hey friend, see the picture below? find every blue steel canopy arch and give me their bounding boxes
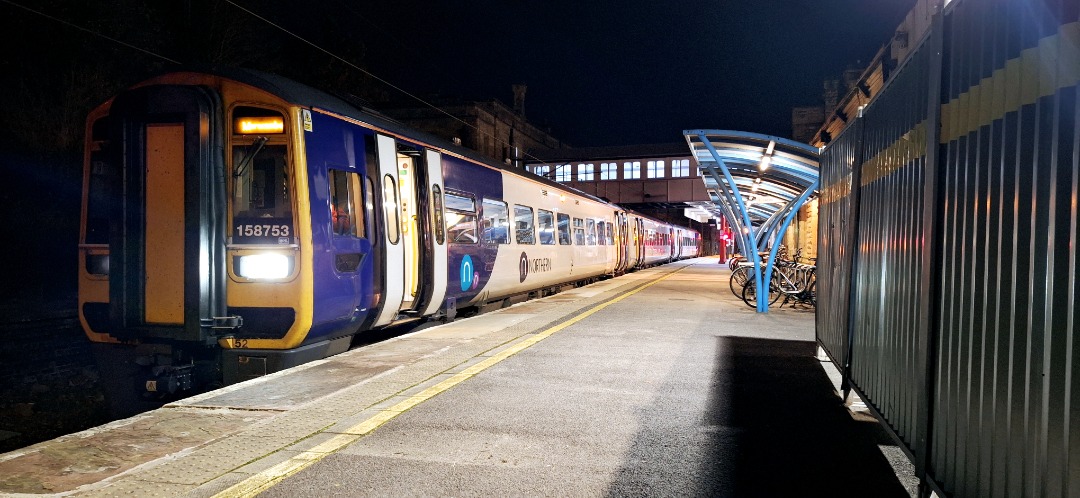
[683,130,820,312]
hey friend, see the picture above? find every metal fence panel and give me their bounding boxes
[817,0,1079,495]
[849,30,933,455]
[816,119,862,370]
[930,0,1079,496]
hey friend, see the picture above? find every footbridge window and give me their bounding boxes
[672,159,691,177]
[600,162,617,180]
[647,160,665,178]
[577,163,595,181]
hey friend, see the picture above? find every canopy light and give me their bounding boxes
[759,141,776,171]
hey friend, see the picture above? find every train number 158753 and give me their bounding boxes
[235,224,290,237]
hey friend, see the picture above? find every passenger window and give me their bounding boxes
[573,218,586,246]
[538,209,555,245]
[382,175,400,244]
[481,199,510,244]
[606,222,614,245]
[445,192,478,244]
[514,205,535,244]
[328,169,365,238]
[557,213,572,245]
[587,219,597,246]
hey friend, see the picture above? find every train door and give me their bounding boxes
[372,135,404,326]
[371,136,444,326]
[104,85,229,342]
[614,211,628,273]
[420,149,448,317]
[396,148,420,311]
[669,227,678,260]
[630,217,639,263]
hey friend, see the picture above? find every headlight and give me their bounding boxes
[236,253,291,279]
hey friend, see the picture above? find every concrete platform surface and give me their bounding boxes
[0,258,914,497]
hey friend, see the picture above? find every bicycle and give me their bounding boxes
[727,251,774,299]
[772,260,816,308]
[734,250,816,309]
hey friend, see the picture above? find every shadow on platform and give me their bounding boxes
[606,336,909,497]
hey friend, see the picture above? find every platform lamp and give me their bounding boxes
[759,140,775,170]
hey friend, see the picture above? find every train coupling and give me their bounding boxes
[143,364,194,395]
[204,315,243,330]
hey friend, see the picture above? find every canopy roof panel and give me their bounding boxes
[684,130,820,224]
[684,130,821,312]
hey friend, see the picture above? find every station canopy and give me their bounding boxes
[683,130,820,311]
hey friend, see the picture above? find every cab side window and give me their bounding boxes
[328,169,365,238]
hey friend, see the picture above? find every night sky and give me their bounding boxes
[349,0,919,146]
[1,0,917,150]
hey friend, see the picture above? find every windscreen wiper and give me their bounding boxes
[233,136,269,177]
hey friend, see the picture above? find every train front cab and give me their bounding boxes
[77,78,318,410]
[224,103,453,381]
[223,109,451,381]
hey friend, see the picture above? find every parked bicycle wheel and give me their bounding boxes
[729,265,750,298]
[740,278,781,308]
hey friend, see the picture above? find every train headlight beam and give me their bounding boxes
[237,253,291,279]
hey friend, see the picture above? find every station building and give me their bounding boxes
[523,144,819,262]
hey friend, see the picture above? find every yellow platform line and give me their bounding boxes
[212,266,687,498]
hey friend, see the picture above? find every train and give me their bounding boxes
[77,67,700,411]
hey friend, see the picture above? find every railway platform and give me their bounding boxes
[0,258,916,497]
